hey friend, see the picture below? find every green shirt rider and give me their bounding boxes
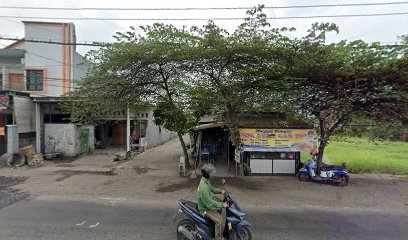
[197,164,229,240]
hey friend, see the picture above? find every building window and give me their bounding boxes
[26,70,44,91]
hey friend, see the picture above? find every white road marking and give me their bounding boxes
[101,197,125,201]
[76,220,86,226]
[89,222,100,228]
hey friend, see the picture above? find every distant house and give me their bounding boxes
[0,21,174,157]
[94,109,174,150]
[0,21,90,156]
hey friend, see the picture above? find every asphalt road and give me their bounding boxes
[0,196,407,240]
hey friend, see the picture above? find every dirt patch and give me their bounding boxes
[89,152,111,156]
[54,169,117,182]
[49,156,81,164]
[352,177,400,186]
[156,177,263,193]
[55,163,76,168]
[103,180,116,186]
[133,166,159,174]
[102,164,114,168]
[156,181,194,193]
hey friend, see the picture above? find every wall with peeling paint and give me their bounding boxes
[44,123,81,157]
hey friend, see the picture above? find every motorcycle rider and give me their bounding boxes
[307,149,319,176]
[310,149,319,162]
[198,164,228,240]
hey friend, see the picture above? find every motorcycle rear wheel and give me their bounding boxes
[234,225,253,240]
[176,219,196,240]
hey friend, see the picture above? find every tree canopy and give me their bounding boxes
[63,6,407,170]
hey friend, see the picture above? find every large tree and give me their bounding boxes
[286,23,408,170]
[190,6,293,142]
[64,24,198,167]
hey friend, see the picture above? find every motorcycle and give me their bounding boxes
[297,160,349,186]
[175,179,252,240]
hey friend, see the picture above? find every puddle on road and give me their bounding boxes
[0,176,29,209]
[0,176,27,190]
[133,166,159,174]
[156,177,263,193]
[54,169,117,182]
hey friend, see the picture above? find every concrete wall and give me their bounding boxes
[44,123,95,157]
[44,123,81,157]
[22,24,67,96]
[73,52,90,85]
[143,110,175,148]
[14,95,35,133]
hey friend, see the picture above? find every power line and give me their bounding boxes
[0,36,104,46]
[0,40,89,71]
[1,2,407,11]
[0,12,407,21]
[0,36,404,48]
[0,18,98,44]
[25,51,88,71]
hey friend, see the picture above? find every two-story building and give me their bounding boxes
[0,21,174,157]
[0,21,88,156]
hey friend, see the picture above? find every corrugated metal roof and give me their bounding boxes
[0,49,25,58]
[195,122,226,130]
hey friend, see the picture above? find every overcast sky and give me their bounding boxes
[0,0,407,55]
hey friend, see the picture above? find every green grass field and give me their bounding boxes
[302,137,408,175]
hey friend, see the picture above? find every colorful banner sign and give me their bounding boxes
[239,128,318,152]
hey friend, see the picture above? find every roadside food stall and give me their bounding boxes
[238,128,318,174]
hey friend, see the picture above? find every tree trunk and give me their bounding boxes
[317,118,326,174]
[317,142,326,172]
[159,69,191,169]
[225,104,239,145]
[177,130,190,168]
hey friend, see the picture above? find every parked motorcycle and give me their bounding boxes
[175,179,252,240]
[298,160,349,186]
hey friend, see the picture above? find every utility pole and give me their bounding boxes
[126,106,130,153]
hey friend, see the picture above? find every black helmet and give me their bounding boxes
[201,164,216,179]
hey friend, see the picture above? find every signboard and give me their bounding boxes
[0,127,4,136]
[239,129,318,152]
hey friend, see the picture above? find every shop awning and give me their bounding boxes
[195,122,226,130]
[242,146,299,152]
[242,145,296,152]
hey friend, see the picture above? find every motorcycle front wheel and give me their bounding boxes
[234,225,253,240]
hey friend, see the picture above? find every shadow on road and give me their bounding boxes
[156,176,264,193]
